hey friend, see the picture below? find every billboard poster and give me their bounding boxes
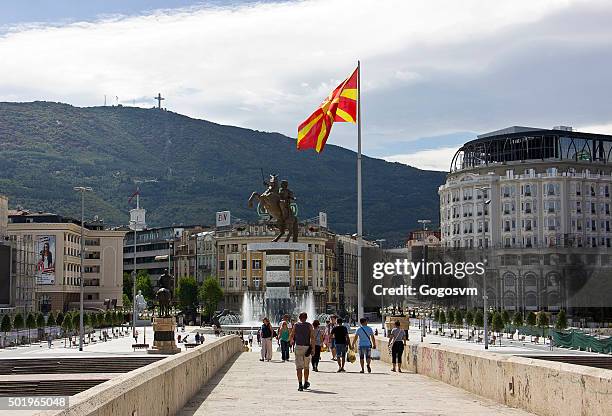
[216,211,231,227]
[36,235,56,285]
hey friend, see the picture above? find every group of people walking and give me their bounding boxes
[255,313,408,391]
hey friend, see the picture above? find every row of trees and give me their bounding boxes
[0,310,127,345]
[433,308,568,336]
[122,271,224,322]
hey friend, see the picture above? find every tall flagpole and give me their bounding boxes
[357,60,364,321]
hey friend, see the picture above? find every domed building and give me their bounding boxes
[438,126,612,319]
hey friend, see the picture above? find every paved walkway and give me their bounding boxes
[178,350,535,416]
[0,326,209,357]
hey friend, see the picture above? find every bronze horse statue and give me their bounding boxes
[155,269,173,317]
[156,288,172,317]
[248,174,298,242]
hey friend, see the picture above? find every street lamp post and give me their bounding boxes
[74,186,93,352]
[375,238,386,331]
[417,219,431,342]
[476,186,491,350]
[132,228,137,339]
[129,189,146,341]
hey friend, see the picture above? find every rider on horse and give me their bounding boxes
[249,174,299,242]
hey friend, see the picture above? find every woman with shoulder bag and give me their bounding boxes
[388,320,406,372]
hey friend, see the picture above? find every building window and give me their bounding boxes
[252,259,261,269]
[295,259,304,270]
[219,261,225,271]
[523,184,532,197]
[242,259,247,270]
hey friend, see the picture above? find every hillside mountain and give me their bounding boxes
[0,101,446,244]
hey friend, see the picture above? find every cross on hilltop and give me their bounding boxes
[154,93,165,109]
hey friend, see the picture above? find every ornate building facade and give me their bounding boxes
[438,126,612,318]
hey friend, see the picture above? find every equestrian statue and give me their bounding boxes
[156,269,174,317]
[248,174,299,242]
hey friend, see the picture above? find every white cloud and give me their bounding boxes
[384,147,459,171]
[576,122,612,135]
[1,0,611,159]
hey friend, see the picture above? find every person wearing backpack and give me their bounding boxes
[351,317,376,373]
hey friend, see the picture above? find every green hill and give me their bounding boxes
[0,101,446,244]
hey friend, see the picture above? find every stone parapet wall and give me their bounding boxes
[36,335,243,416]
[376,337,611,416]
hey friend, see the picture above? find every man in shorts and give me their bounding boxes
[331,318,349,372]
[290,312,315,391]
[351,317,376,373]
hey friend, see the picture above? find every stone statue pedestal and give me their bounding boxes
[147,317,181,354]
[246,242,308,320]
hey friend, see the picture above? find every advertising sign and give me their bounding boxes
[36,235,56,285]
[216,211,231,227]
[319,212,328,228]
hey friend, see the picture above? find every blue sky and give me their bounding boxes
[0,1,269,27]
[1,0,612,170]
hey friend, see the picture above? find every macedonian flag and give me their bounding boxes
[297,67,358,152]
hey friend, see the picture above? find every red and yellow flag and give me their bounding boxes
[297,67,358,152]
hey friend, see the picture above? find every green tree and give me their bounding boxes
[83,313,91,328]
[439,310,447,330]
[492,311,504,334]
[105,311,113,331]
[526,311,537,341]
[526,311,537,327]
[447,309,455,329]
[113,311,122,326]
[555,310,568,331]
[46,312,56,327]
[501,310,511,333]
[433,309,440,323]
[135,271,154,301]
[465,309,474,327]
[56,311,64,327]
[1,314,12,340]
[122,293,132,310]
[123,272,134,302]
[96,312,105,338]
[177,276,199,317]
[36,313,45,339]
[25,313,36,344]
[13,313,24,334]
[98,311,106,327]
[474,310,484,329]
[512,311,523,328]
[71,312,80,331]
[90,313,98,328]
[454,309,463,326]
[61,314,73,347]
[536,311,549,337]
[199,276,224,322]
